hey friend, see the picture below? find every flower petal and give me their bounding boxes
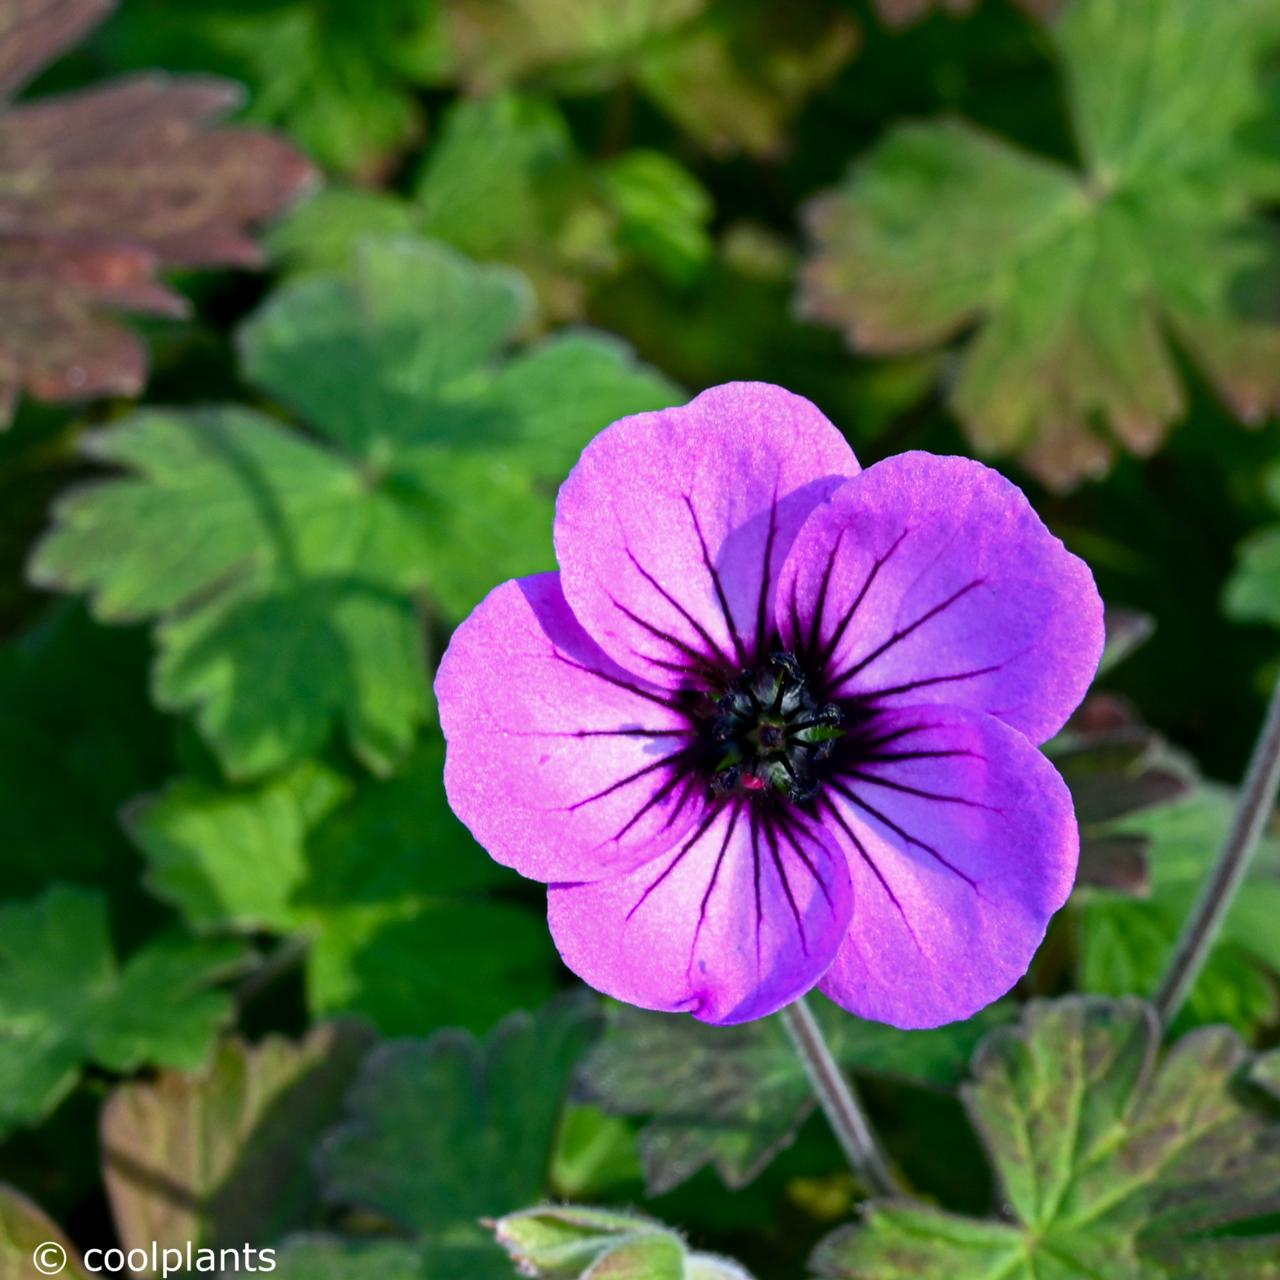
[817,704,1078,1029]
[547,804,853,1024]
[436,573,700,883]
[777,452,1103,743]
[555,382,858,686]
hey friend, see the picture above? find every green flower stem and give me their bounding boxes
[779,996,906,1197]
[1155,666,1280,1025]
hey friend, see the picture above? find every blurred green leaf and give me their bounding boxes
[415,92,614,320]
[632,0,858,157]
[310,996,600,1279]
[1076,787,1280,1034]
[32,237,677,776]
[0,604,170,913]
[802,0,1280,489]
[429,0,702,87]
[549,1105,644,1201]
[266,188,422,277]
[580,997,1013,1195]
[270,1237,425,1280]
[99,0,441,178]
[1226,462,1280,627]
[273,94,713,319]
[0,1186,90,1280]
[871,0,1058,26]
[433,0,855,156]
[101,1023,373,1258]
[600,150,713,285]
[1253,1049,1280,1100]
[492,1205,754,1279]
[813,997,1280,1279]
[131,737,558,1035]
[0,885,246,1136]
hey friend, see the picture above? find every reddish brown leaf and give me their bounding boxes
[0,0,315,419]
[0,239,185,407]
[0,0,110,97]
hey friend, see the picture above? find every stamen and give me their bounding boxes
[704,650,844,803]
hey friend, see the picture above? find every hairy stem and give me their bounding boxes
[779,996,906,1197]
[1155,667,1280,1025]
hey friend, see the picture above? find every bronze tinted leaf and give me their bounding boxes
[801,0,1280,488]
[101,1024,374,1257]
[0,0,110,97]
[813,998,1280,1279]
[0,0,314,418]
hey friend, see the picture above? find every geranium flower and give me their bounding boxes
[437,383,1103,1028]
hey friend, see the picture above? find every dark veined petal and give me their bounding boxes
[555,382,857,686]
[777,452,1104,743]
[547,804,853,1025]
[818,705,1078,1029]
[436,573,701,883]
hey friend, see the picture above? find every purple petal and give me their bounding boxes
[436,573,700,883]
[547,805,853,1025]
[777,453,1103,743]
[555,382,857,686]
[818,705,1077,1029]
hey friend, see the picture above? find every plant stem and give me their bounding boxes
[779,996,906,1197]
[1155,667,1280,1025]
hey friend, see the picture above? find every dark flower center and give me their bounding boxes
[706,651,844,804]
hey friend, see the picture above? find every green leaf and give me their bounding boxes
[0,1185,91,1280]
[317,997,601,1278]
[100,0,441,178]
[580,997,1013,1194]
[0,604,171,912]
[32,237,677,775]
[633,0,858,157]
[412,94,712,317]
[275,98,712,316]
[1253,1049,1280,1101]
[132,760,353,933]
[238,238,679,620]
[549,1106,644,1201]
[1226,463,1280,627]
[101,1023,373,1256]
[270,1237,426,1280]
[432,0,707,90]
[32,405,432,778]
[812,997,1280,1280]
[871,0,1058,25]
[433,0,855,157]
[0,886,246,1135]
[492,1205,755,1280]
[600,151,714,285]
[414,93,611,320]
[1076,787,1280,1034]
[266,188,422,277]
[131,736,559,1035]
[801,0,1280,489]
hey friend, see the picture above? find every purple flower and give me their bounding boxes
[436,383,1103,1028]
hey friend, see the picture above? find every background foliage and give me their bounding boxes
[3,1,1280,1277]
